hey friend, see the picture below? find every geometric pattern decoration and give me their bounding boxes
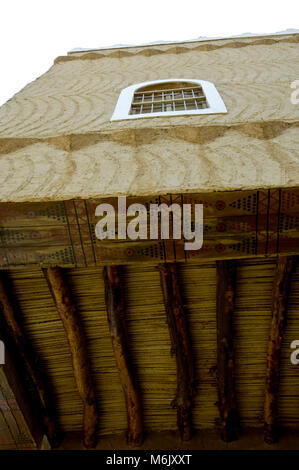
[0,188,298,268]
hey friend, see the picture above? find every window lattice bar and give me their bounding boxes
[130,85,209,115]
[133,85,205,95]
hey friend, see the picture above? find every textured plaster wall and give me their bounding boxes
[0,34,298,202]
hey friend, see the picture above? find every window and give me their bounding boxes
[130,82,208,115]
[111,79,227,121]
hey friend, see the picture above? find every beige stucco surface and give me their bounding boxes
[0,34,298,201]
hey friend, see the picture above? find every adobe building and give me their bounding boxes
[0,31,298,450]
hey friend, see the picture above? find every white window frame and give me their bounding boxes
[111,78,227,121]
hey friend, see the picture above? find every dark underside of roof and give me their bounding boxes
[0,257,299,449]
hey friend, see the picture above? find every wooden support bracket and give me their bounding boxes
[0,271,59,447]
[264,255,297,444]
[43,267,98,448]
[103,265,143,447]
[216,260,239,442]
[158,263,195,441]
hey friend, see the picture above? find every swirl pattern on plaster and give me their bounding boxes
[0,128,298,202]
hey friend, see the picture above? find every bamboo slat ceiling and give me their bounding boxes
[4,258,299,441]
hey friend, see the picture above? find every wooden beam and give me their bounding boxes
[43,267,98,449]
[103,265,143,447]
[0,366,38,449]
[0,330,46,450]
[158,263,195,441]
[264,255,297,444]
[216,260,239,442]
[0,271,59,447]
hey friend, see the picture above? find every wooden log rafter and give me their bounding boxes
[0,271,59,447]
[158,263,195,441]
[43,267,98,449]
[264,255,297,444]
[216,260,239,442]
[0,363,38,449]
[103,265,143,446]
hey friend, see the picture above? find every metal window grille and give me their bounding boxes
[129,84,208,115]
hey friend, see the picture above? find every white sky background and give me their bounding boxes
[0,0,298,106]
